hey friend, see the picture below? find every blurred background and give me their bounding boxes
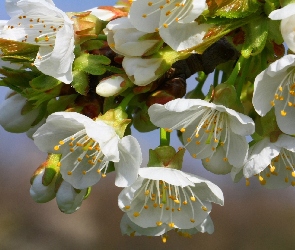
[1,1,295,249]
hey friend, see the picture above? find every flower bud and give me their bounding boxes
[56,180,89,214]
[30,154,61,203]
[0,91,40,133]
[96,75,131,97]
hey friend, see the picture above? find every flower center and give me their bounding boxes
[54,129,108,177]
[125,179,208,227]
[247,149,295,186]
[6,14,64,46]
[142,0,192,32]
[271,68,295,117]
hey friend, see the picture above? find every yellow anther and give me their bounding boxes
[279,86,283,91]
[156,221,163,226]
[77,158,82,162]
[180,128,186,133]
[144,205,148,209]
[190,219,195,223]
[177,208,181,211]
[69,142,73,146]
[214,138,219,143]
[192,154,197,158]
[67,171,72,176]
[288,102,293,106]
[166,11,171,16]
[245,178,250,186]
[202,206,208,211]
[54,145,59,151]
[292,181,295,186]
[148,1,153,6]
[130,231,135,237]
[190,196,196,202]
[275,94,279,99]
[174,199,180,204]
[205,158,210,162]
[145,190,150,195]
[187,138,192,143]
[163,23,168,28]
[270,166,275,172]
[196,141,201,145]
[57,162,61,167]
[165,128,172,132]
[162,236,167,243]
[270,100,275,106]
[159,204,163,208]
[159,5,164,9]
[292,171,295,177]
[212,147,216,151]
[266,173,270,177]
[168,222,175,228]
[281,110,287,116]
[183,201,188,205]
[142,14,147,18]
[259,176,264,182]
[70,148,74,152]
[124,205,130,210]
[82,170,86,175]
[153,203,158,208]
[102,174,106,178]
[59,140,65,145]
[97,169,101,173]
[155,28,159,32]
[285,177,289,183]
[195,133,200,138]
[166,207,170,210]
[279,96,284,101]
[175,17,179,21]
[223,157,228,162]
[133,212,140,217]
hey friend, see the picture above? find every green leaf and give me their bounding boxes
[47,94,78,114]
[72,70,89,95]
[0,38,39,62]
[80,39,104,51]
[207,0,261,18]
[73,53,111,75]
[241,17,268,58]
[30,74,61,91]
[104,65,125,74]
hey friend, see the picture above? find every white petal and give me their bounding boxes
[159,22,210,51]
[88,8,116,21]
[269,3,295,20]
[139,167,195,187]
[114,135,142,187]
[281,15,295,53]
[243,137,280,178]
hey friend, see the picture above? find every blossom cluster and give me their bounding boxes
[0,0,295,243]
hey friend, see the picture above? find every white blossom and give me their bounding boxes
[1,0,75,83]
[33,112,142,189]
[119,167,223,231]
[149,99,254,174]
[253,54,295,135]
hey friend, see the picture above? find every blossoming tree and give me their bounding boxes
[0,0,294,243]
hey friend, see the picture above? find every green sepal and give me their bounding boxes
[0,38,39,62]
[264,0,280,15]
[213,84,244,112]
[47,94,78,114]
[72,70,89,95]
[97,107,131,138]
[255,108,281,140]
[104,65,125,74]
[42,154,61,186]
[147,146,185,170]
[133,104,157,133]
[73,53,111,75]
[207,0,261,18]
[83,187,92,200]
[241,17,268,58]
[80,39,104,51]
[31,101,47,127]
[30,74,61,91]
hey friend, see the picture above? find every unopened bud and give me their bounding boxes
[56,180,89,214]
[96,75,131,97]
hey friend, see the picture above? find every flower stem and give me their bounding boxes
[236,58,250,98]
[160,128,170,146]
[225,56,245,86]
[213,69,220,88]
[118,92,135,110]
